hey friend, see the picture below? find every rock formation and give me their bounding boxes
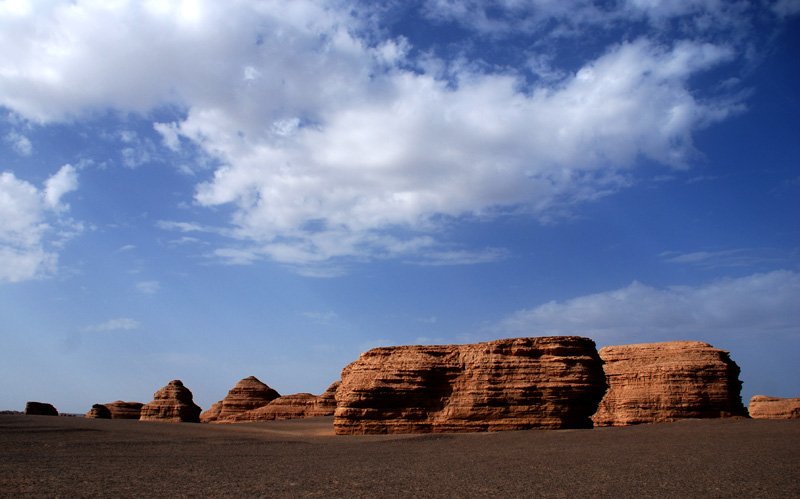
[748,396,800,419]
[85,404,111,419]
[199,401,223,423]
[230,382,340,422]
[199,376,280,423]
[334,336,607,434]
[24,402,58,416]
[591,341,748,426]
[104,401,144,420]
[139,380,202,423]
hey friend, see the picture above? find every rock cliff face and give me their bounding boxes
[105,401,143,420]
[334,336,607,434]
[591,341,748,426]
[748,396,800,419]
[25,402,58,416]
[231,382,340,422]
[85,404,111,419]
[200,376,280,423]
[139,380,202,423]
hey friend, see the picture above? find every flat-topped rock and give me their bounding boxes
[139,380,201,423]
[24,402,58,416]
[592,341,748,426]
[748,396,800,419]
[200,376,280,423]
[334,336,607,434]
[105,401,143,420]
[85,404,111,419]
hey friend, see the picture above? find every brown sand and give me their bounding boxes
[1,415,797,498]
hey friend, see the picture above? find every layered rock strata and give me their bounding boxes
[200,376,280,423]
[334,336,607,434]
[105,401,143,420]
[24,402,58,416]
[592,341,748,426]
[748,396,800,419]
[231,382,341,422]
[139,380,201,423]
[85,404,111,419]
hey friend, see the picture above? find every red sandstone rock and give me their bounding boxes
[748,396,800,419]
[334,336,607,434]
[591,341,748,426]
[139,380,202,423]
[104,401,143,420]
[85,404,111,419]
[24,402,58,416]
[199,401,223,423]
[200,376,280,423]
[224,382,340,423]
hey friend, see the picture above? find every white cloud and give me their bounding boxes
[44,164,78,210]
[498,270,800,343]
[135,280,161,294]
[81,317,141,332]
[0,1,763,272]
[4,130,32,156]
[0,166,80,283]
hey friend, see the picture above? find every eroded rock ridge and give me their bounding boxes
[334,336,607,434]
[748,396,800,419]
[592,341,747,426]
[139,380,201,423]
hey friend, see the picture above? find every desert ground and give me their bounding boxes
[1,415,797,498]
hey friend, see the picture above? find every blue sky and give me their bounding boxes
[1,0,798,414]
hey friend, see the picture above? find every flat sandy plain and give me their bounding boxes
[1,415,798,498]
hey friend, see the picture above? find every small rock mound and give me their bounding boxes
[749,396,800,419]
[140,380,202,423]
[85,404,111,419]
[230,383,339,422]
[25,402,58,416]
[105,401,144,419]
[200,376,280,423]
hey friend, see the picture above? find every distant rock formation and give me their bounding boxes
[334,337,607,434]
[139,380,202,423]
[85,404,111,419]
[24,402,58,416]
[230,382,341,422]
[105,401,144,420]
[748,396,800,419]
[592,341,748,426]
[200,376,280,423]
[199,401,223,423]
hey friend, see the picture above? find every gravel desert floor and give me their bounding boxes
[1,414,798,498]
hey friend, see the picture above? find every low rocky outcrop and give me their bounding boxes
[231,382,341,422]
[85,404,111,419]
[334,336,607,434]
[139,380,202,423]
[200,376,280,423]
[105,401,144,420]
[592,341,748,426]
[24,402,58,416]
[748,396,800,419]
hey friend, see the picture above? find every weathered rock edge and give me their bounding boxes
[334,336,607,434]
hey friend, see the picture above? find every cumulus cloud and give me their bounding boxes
[0,165,80,282]
[81,317,141,332]
[498,270,800,343]
[0,0,780,273]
